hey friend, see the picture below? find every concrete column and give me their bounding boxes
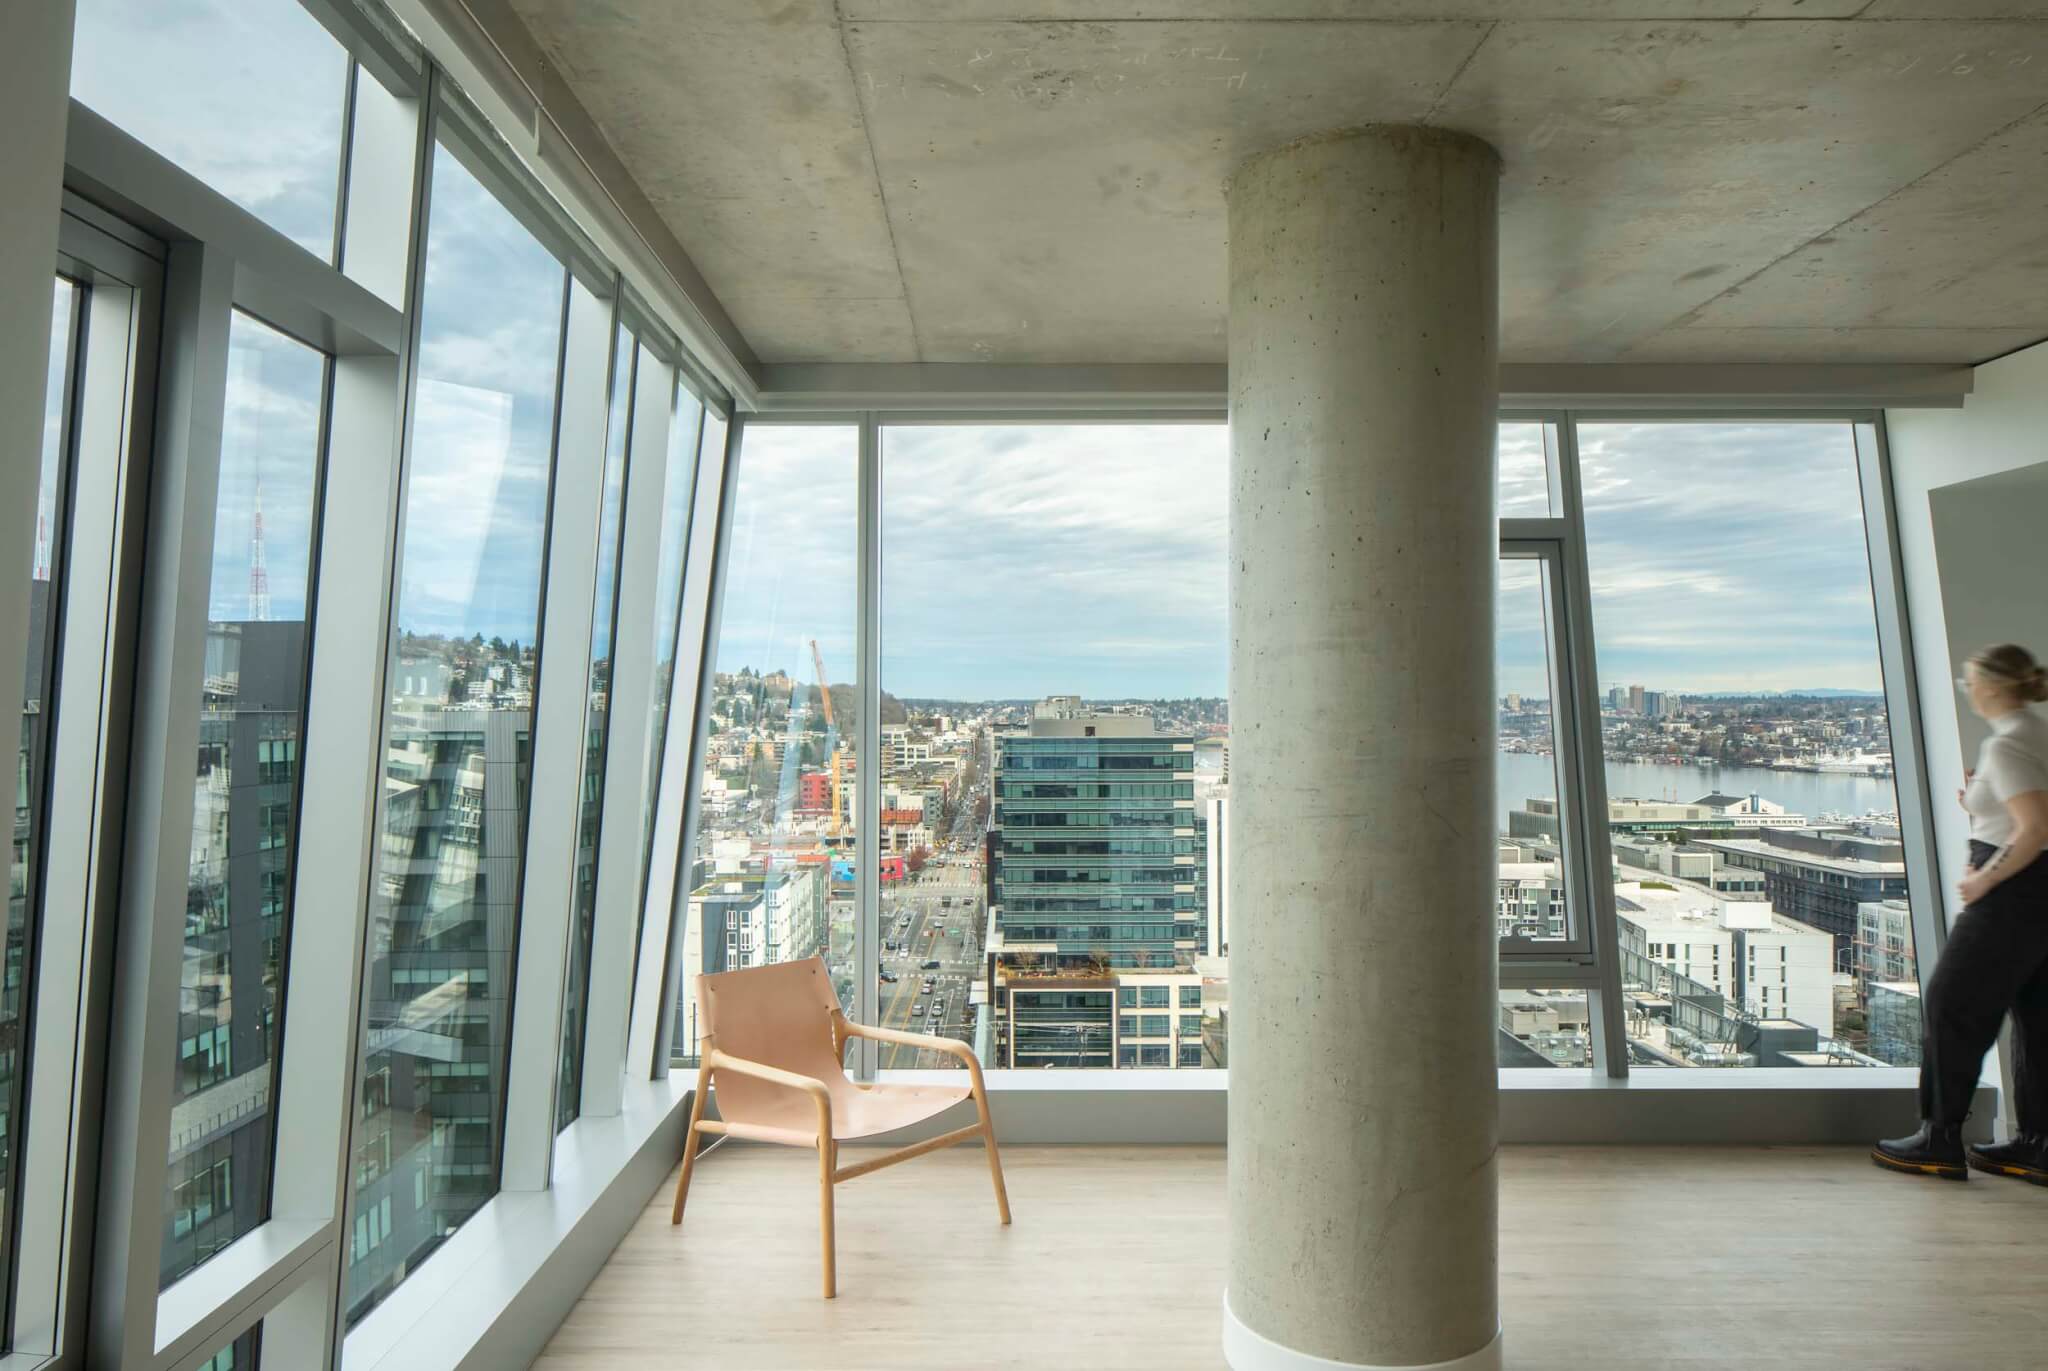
[1224,127,1503,1371]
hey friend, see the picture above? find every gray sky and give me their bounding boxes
[73,0,346,260]
[717,420,1885,702]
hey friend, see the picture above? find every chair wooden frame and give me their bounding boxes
[669,1004,1011,1299]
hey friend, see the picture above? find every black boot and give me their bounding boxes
[1872,1121,1968,1180]
[1966,1133,2048,1185]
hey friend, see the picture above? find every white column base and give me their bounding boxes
[1223,1292,1503,1371]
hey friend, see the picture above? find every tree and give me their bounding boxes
[905,845,930,875]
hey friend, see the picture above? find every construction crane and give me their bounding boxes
[810,639,846,840]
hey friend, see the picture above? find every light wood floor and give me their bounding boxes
[532,1143,2048,1370]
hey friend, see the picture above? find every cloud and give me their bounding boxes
[715,419,1888,703]
[72,0,348,258]
[207,314,326,622]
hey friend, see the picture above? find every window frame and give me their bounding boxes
[691,409,1939,1096]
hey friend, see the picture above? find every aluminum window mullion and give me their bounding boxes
[577,346,676,1121]
[1554,412,1630,1078]
[1853,423,1949,989]
[854,414,882,1078]
[89,238,238,1370]
[499,279,614,1192]
[322,77,438,1371]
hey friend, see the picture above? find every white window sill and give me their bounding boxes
[343,1073,693,1371]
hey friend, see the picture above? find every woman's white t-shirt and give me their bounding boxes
[1964,706,2048,847]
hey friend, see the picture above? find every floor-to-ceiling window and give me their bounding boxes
[555,322,636,1132]
[347,132,569,1325]
[671,424,857,1061]
[160,311,329,1285]
[1576,420,1912,1068]
[882,423,1228,1071]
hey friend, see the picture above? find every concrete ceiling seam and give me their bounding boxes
[833,0,927,362]
[1653,94,2048,347]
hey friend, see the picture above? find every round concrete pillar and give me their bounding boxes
[1224,126,1503,1371]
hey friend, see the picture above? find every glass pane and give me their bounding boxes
[1498,988,1593,1067]
[161,313,326,1287]
[348,141,567,1324]
[1496,557,1571,945]
[878,424,1228,1070]
[641,383,706,858]
[1579,421,1912,1068]
[556,325,635,1133]
[1498,421,1554,517]
[625,381,704,1017]
[675,425,857,1061]
[4,280,80,1311]
[72,0,348,259]
[194,1324,260,1371]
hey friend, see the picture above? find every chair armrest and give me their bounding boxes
[706,1049,833,1104]
[841,1020,985,1075]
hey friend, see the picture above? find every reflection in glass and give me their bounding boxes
[876,425,1228,1071]
[347,142,566,1324]
[626,385,705,1019]
[1578,422,1911,1068]
[642,389,708,856]
[161,313,327,1287]
[4,280,80,1308]
[1496,558,1571,947]
[193,1325,260,1371]
[557,325,635,1132]
[674,425,857,1061]
[72,0,349,259]
[1498,421,1554,517]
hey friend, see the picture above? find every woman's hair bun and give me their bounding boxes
[1970,643,2048,702]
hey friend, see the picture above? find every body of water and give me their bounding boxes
[1496,751,1900,833]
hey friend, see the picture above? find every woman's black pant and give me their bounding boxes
[1919,840,2048,1129]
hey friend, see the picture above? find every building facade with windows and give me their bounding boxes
[989,712,1204,969]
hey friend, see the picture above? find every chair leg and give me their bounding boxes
[818,1136,837,1299]
[670,1063,712,1227]
[973,1085,1012,1225]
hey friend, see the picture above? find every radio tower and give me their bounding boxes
[247,482,271,621]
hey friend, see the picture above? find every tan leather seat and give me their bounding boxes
[697,959,970,1143]
[670,956,1011,1298]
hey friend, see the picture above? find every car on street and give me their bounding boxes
[921,959,941,970]
[880,971,898,983]
[912,1001,925,1016]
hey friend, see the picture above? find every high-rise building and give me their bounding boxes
[1628,684,1646,715]
[163,619,306,1284]
[989,709,1202,968]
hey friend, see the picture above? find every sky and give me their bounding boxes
[72,0,347,260]
[714,419,1886,703]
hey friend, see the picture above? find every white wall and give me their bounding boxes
[1887,339,2048,912]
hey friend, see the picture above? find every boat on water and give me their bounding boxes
[1770,750,1894,778]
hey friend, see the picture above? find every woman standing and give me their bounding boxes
[1875,644,2048,1182]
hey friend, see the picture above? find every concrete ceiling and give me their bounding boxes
[506,1,2048,367]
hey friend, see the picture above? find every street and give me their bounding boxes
[876,851,985,1069]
